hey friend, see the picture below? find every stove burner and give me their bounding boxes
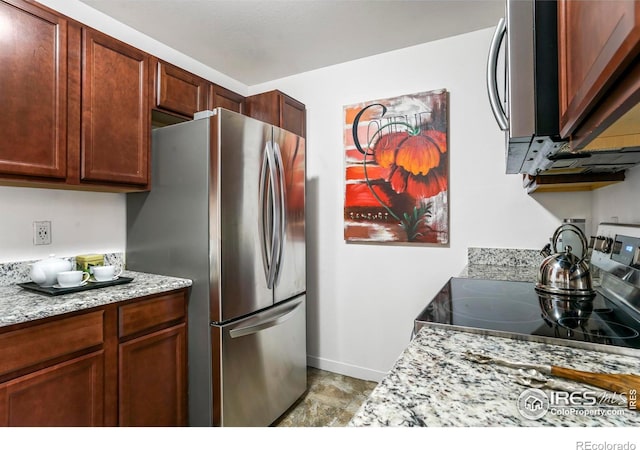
[439,296,541,324]
[458,280,533,298]
[556,318,640,340]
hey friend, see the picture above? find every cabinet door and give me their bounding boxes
[246,90,306,137]
[209,84,245,114]
[0,0,67,179]
[155,60,208,118]
[281,93,306,137]
[246,90,280,126]
[0,351,104,426]
[119,323,187,426]
[81,28,149,186]
[558,0,640,138]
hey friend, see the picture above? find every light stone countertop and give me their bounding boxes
[349,326,640,427]
[461,247,542,283]
[0,270,192,328]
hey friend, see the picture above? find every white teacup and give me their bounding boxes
[91,265,122,281]
[57,270,90,287]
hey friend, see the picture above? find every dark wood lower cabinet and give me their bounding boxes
[0,288,188,427]
[117,290,187,426]
[0,351,104,426]
[119,324,187,426]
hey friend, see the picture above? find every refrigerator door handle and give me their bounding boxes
[272,142,287,284]
[259,141,279,289]
[228,300,301,338]
[268,141,281,289]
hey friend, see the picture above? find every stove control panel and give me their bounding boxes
[591,223,640,316]
[611,234,640,266]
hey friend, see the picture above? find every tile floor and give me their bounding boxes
[272,367,378,427]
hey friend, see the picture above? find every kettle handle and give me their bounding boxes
[551,223,588,260]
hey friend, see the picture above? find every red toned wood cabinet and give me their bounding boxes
[209,83,246,114]
[246,90,306,137]
[117,291,188,426]
[0,0,68,180]
[75,26,150,188]
[0,0,302,191]
[0,289,188,427]
[153,59,209,119]
[558,0,640,149]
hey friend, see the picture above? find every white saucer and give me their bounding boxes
[53,281,88,289]
[89,276,119,283]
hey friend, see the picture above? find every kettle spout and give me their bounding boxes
[540,243,552,258]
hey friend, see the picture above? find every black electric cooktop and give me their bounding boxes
[415,277,640,353]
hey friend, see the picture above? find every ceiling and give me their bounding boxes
[78,0,504,86]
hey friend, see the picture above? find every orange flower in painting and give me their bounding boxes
[374,130,447,199]
[348,100,448,242]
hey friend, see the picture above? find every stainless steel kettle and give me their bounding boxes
[536,224,595,296]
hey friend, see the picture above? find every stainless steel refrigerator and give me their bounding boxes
[126,108,306,427]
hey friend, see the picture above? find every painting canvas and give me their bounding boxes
[344,89,449,244]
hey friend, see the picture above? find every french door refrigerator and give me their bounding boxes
[126,108,306,427]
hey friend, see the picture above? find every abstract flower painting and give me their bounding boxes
[344,89,449,244]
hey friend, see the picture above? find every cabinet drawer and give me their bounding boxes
[0,311,104,377]
[118,291,186,338]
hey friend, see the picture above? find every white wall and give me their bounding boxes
[0,187,124,262]
[251,28,593,381]
[592,165,640,226]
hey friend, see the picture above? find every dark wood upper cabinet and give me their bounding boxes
[0,0,67,179]
[209,84,245,114]
[78,27,150,187]
[0,0,292,191]
[558,0,640,148]
[246,90,306,137]
[153,59,208,118]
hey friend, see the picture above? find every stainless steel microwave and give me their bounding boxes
[487,0,565,175]
[488,0,640,179]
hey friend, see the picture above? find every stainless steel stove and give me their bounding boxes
[415,223,640,357]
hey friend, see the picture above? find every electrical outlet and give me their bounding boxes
[34,221,51,245]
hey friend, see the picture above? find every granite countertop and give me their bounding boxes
[459,264,538,283]
[460,247,542,283]
[349,327,640,427]
[0,270,192,328]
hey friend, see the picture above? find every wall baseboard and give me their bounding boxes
[306,355,388,383]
